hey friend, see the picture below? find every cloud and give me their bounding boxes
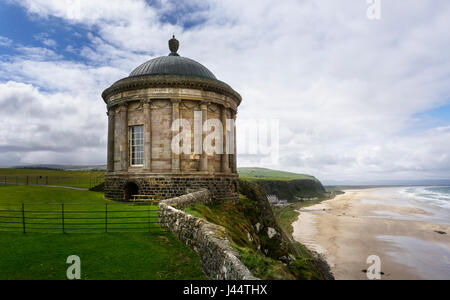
[0,81,106,165]
[1,0,450,182]
[0,35,13,47]
[34,33,58,47]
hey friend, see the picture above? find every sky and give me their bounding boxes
[0,0,449,184]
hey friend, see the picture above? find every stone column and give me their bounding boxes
[107,107,115,172]
[221,105,230,173]
[232,110,237,173]
[199,101,209,172]
[171,99,181,172]
[119,103,128,171]
[143,100,152,171]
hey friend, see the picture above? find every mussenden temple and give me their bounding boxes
[101,36,242,202]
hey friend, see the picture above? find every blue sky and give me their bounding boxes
[0,3,87,61]
[0,0,449,183]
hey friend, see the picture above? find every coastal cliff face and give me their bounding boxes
[236,179,292,260]
[185,179,328,280]
[253,179,326,201]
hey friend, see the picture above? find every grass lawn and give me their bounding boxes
[0,185,207,280]
[0,168,105,189]
[0,232,206,280]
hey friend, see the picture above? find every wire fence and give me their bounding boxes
[0,175,105,189]
[0,202,162,233]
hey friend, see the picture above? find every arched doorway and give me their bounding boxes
[123,182,139,201]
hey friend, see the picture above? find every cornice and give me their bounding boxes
[102,75,242,106]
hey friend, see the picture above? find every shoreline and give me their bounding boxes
[291,187,450,280]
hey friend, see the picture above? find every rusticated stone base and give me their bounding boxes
[104,172,239,202]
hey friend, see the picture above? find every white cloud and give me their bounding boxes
[1,0,450,182]
[0,35,13,47]
[0,81,106,165]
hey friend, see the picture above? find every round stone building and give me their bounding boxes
[102,36,241,202]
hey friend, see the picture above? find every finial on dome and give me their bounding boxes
[168,35,180,56]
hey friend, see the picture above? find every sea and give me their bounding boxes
[402,186,450,210]
[367,186,450,225]
[371,186,450,279]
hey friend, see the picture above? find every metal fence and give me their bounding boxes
[0,175,104,189]
[0,202,162,233]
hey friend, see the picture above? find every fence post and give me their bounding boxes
[16,176,18,185]
[105,203,108,233]
[62,203,65,234]
[46,176,48,185]
[26,176,28,185]
[4,176,6,185]
[22,203,26,234]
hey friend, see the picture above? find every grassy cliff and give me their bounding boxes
[185,179,331,280]
[238,168,327,201]
[238,168,318,181]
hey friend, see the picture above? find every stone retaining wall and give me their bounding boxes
[159,189,258,280]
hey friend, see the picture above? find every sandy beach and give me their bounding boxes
[292,188,450,280]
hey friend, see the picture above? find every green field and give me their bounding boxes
[0,168,105,189]
[238,167,318,182]
[0,185,207,280]
[0,185,156,233]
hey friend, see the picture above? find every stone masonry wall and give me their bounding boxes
[105,174,239,202]
[159,189,259,280]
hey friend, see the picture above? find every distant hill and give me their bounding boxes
[238,167,318,182]
[238,168,326,201]
[12,164,107,171]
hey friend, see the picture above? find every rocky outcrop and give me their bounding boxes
[159,189,258,280]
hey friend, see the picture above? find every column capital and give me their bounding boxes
[171,98,181,104]
[221,104,229,114]
[200,101,210,109]
[118,103,128,112]
[107,106,115,115]
[143,99,152,108]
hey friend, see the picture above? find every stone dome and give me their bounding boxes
[128,35,216,81]
[129,55,217,81]
[102,36,242,104]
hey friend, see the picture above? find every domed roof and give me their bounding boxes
[128,36,217,81]
[102,36,242,104]
[129,55,217,80]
